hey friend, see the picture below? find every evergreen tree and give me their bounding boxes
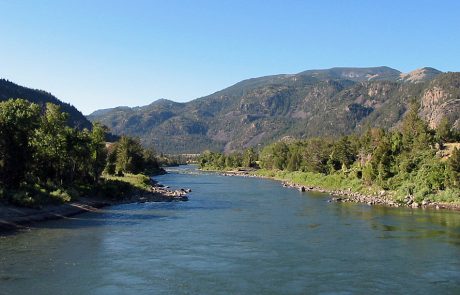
[436,117,453,143]
[400,102,433,150]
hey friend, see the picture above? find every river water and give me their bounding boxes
[1,165,460,294]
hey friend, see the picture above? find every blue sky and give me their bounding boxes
[0,0,459,114]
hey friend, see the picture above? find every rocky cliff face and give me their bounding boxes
[419,73,460,129]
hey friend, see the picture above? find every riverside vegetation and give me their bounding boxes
[0,98,169,209]
[199,103,460,206]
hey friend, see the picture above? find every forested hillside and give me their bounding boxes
[0,79,91,129]
[88,67,459,153]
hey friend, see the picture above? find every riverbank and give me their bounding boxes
[209,168,460,211]
[0,175,190,233]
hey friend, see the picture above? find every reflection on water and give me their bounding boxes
[1,165,460,294]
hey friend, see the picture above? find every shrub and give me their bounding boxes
[49,189,71,203]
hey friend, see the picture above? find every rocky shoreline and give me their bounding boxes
[215,169,460,211]
[279,181,460,211]
[0,179,191,234]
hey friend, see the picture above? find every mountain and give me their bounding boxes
[298,66,402,81]
[0,79,92,129]
[399,67,443,83]
[88,67,458,153]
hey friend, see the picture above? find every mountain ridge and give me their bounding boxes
[0,78,92,129]
[87,66,459,153]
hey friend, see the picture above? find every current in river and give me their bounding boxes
[1,165,460,294]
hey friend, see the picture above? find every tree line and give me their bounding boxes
[0,99,161,206]
[199,147,259,170]
[200,103,460,201]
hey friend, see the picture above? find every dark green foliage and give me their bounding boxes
[448,148,460,188]
[142,148,163,174]
[102,135,163,176]
[436,117,453,144]
[0,99,40,188]
[242,148,258,168]
[0,99,105,205]
[0,98,163,207]
[328,136,356,171]
[104,145,117,175]
[401,102,434,150]
[259,142,290,170]
[116,136,145,174]
[199,148,259,170]
[0,79,91,129]
[89,124,108,182]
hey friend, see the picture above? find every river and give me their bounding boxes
[1,165,460,294]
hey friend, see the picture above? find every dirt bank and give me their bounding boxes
[0,181,190,234]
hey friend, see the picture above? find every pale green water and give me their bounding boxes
[1,165,460,294]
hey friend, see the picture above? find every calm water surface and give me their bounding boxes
[1,165,460,294]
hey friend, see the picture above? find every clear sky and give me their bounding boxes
[0,0,459,114]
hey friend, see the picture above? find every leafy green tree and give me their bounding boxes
[242,147,257,168]
[0,99,40,188]
[286,150,301,172]
[116,136,145,174]
[362,162,375,184]
[32,103,71,185]
[64,128,91,183]
[142,148,161,173]
[89,123,107,182]
[272,142,289,170]
[104,143,117,175]
[448,148,460,188]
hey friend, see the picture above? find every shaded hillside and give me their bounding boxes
[0,79,91,129]
[88,67,458,153]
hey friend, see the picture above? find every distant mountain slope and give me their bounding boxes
[0,79,92,129]
[298,66,402,81]
[88,67,456,153]
[399,67,443,83]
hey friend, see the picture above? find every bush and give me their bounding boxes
[97,179,133,200]
[49,189,71,203]
[11,190,37,207]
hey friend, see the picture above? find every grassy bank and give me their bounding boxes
[0,173,157,209]
[254,169,460,205]
[102,173,152,190]
[255,169,381,195]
